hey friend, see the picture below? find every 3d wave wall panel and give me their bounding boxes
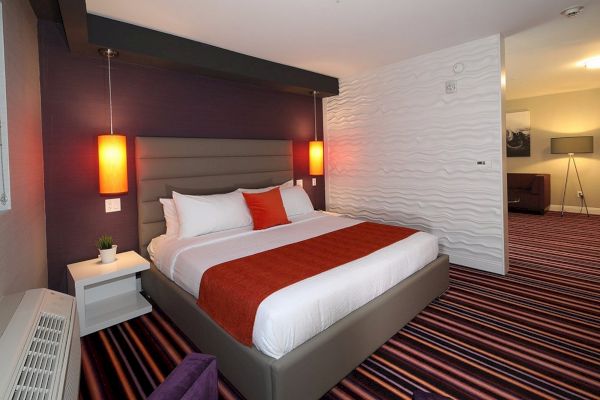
[324,34,506,274]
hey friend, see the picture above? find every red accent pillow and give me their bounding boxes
[242,188,291,230]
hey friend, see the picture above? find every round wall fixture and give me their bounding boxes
[560,5,584,17]
[453,62,464,74]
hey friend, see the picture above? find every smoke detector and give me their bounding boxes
[560,5,584,17]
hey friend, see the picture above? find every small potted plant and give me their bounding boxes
[97,234,117,264]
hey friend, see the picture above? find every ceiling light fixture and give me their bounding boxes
[583,56,600,69]
[560,5,584,17]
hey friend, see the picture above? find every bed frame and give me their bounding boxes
[136,137,449,400]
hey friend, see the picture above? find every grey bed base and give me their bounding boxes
[135,136,450,399]
[141,254,449,400]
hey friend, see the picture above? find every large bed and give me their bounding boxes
[136,137,449,400]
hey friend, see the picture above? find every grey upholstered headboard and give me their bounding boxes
[135,137,293,256]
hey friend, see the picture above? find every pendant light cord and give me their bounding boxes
[0,120,6,205]
[313,90,317,141]
[107,52,114,135]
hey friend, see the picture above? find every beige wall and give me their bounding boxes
[507,88,600,209]
[0,0,47,296]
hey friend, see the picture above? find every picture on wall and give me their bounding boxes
[506,111,531,157]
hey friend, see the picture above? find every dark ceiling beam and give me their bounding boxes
[55,0,339,97]
[29,0,62,22]
[87,15,338,97]
[56,0,89,53]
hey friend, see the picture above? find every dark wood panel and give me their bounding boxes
[54,0,339,96]
[29,0,61,22]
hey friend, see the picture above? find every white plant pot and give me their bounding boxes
[99,245,118,264]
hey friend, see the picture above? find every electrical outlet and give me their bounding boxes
[577,191,584,198]
[312,178,317,187]
[445,80,457,94]
[295,179,303,188]
[105,198,121,213]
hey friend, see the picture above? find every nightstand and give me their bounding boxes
[67,250,152,336]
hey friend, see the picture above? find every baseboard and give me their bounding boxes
[548,204,600,215]
[442,252,507,275]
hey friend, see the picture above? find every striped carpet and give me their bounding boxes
[80,211,600,400]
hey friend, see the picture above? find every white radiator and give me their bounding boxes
[0,289,80,400]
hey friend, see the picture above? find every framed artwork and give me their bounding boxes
[506,111,531,157]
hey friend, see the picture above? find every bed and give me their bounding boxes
[136,137,449,400]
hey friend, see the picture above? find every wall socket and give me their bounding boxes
[577,191,584,198]
[445,80,457,94]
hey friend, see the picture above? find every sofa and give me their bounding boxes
[507,173,551,214]
[148,353,218,400]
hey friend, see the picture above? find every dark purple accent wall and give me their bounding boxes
[39,21,325,292]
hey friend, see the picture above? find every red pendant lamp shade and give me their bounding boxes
[309,90,324,176]
[97,49,127,195]
[98,134,128,194]
[309,140,324,176]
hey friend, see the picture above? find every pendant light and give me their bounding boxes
[98,48,128,195]
[309,90,324,176]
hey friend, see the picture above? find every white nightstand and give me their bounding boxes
[67,250,152,336]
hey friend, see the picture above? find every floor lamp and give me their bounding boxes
[551,136,594,217]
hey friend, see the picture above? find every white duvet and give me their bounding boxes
[149,211,438,359]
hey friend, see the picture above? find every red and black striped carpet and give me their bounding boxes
[80,212,600,400]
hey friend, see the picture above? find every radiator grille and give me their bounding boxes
[62,312,80,400]
[10,313,66,400]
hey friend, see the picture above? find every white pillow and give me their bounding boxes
[159,198,179,237]
[280,179,294,189]
[236,179,294,193]
[280,186,314,217]
[172,191,252,239]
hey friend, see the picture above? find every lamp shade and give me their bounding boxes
[551,136,594,154]
[98,134,128,194]
[309,140,324,176]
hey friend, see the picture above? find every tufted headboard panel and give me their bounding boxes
[135,137,293,256]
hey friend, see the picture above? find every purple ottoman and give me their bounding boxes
[149,353,218,400]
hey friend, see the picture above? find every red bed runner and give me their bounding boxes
[197,221,418,346]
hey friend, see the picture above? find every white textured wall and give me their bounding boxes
[325,35,507,274]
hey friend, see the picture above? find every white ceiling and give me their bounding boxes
[86,0,600,99]
[505,1,600,100]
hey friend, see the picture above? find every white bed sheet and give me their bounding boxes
[149,211,438,359]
